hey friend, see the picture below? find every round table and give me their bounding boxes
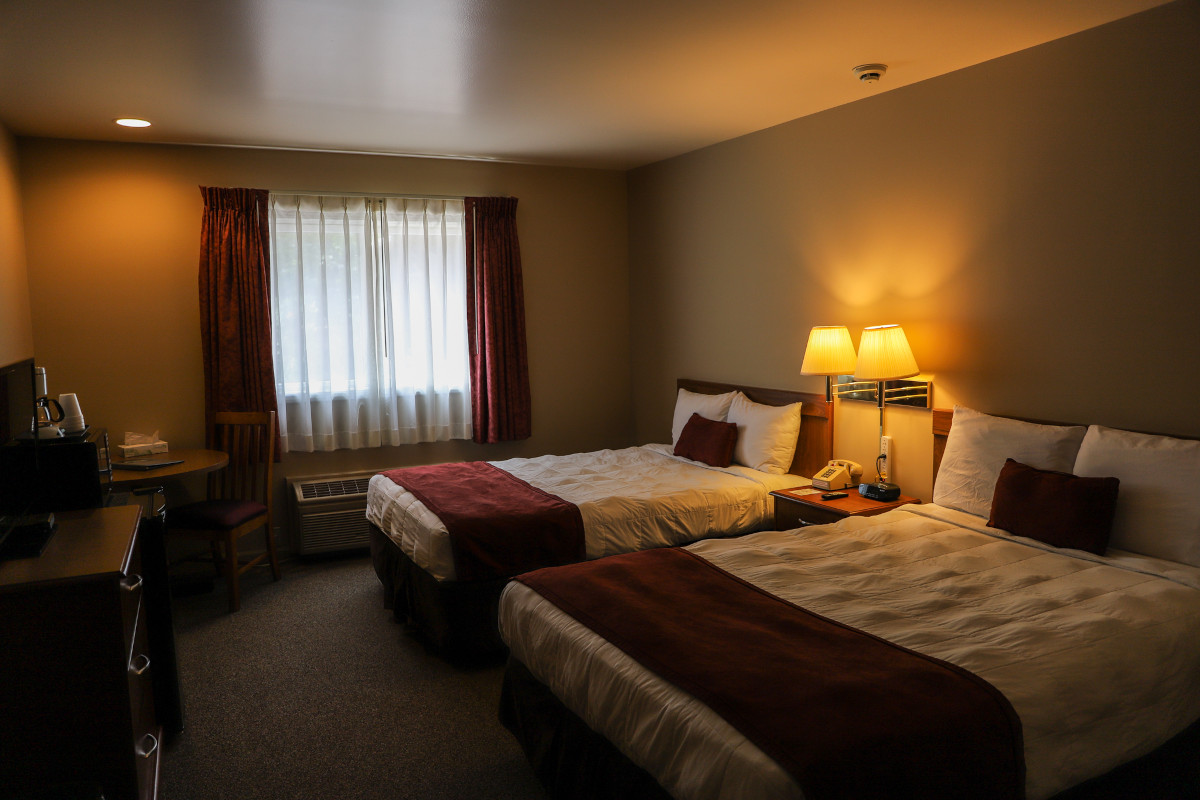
[108,448,229,489]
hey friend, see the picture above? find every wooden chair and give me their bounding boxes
[169,411,280,611]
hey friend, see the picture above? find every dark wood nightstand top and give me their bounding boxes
[771,486,920,518]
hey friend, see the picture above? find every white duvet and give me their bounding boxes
[499,504,1200,800]
[365,444,803,581]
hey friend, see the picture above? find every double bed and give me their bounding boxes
[498,405,1200,799]
[367,378,833,657]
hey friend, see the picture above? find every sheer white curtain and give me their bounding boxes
[269,194,471,452]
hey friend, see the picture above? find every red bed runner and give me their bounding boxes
[516,547,1025,800]
[380,462,584,582]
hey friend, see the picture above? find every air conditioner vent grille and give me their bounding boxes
[299,477,373,500]
[288,472,377,555]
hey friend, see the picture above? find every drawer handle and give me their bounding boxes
[136,733,159,760]
[122,574,144,593]
[129,653,151,676]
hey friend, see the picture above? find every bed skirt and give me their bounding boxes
[499,655,673,800]
[368,522,509,659]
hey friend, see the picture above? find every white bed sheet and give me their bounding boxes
[365,444,805,581]
[499,504,1200,800]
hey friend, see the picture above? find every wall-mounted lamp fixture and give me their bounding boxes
[801,324,931,493]
[851,324,926,486]
[800,326,857,403]
[836,325,931,410]
[800,324,931,409]
[854,324,921,404]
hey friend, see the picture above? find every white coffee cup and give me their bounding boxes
[58,394,85,432]
[59,393,83,418]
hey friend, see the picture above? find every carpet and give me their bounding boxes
[161,555,544,800]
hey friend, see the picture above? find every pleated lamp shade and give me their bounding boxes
[855,325,919,381]
[800,326,857,375]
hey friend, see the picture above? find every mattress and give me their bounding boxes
[499,503,1200,800]
[366,444,804,581]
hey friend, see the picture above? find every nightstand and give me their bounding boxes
[770,487,919,529]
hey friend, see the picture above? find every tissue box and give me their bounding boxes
[120,441,169,457]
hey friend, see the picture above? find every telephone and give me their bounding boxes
[812,459,863,491]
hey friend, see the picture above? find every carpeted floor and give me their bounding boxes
[161,555,545,800]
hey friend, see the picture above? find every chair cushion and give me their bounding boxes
[171,499,268,530]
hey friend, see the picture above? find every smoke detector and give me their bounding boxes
[853,64,887,83]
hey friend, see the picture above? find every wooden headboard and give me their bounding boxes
[932,408,954,480]
[677,378,832,477]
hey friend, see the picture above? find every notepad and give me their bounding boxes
[113,458,185,471]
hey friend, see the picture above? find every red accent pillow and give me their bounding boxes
[673,412,739,468]
[988,458,1120,555]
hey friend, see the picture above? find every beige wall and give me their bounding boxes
[0,123,34,365]
[628,1,1200,499]
[17,140,630,541]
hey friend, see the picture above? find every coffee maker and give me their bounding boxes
[33,367,64,439]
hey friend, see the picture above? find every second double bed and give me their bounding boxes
[367,378,832,656]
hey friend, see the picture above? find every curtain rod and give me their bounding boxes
[270,189,466,201]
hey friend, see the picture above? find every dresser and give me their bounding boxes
[0,505,164,799]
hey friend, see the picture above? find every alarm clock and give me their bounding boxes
[859,481,901,502]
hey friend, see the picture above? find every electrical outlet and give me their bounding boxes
[880,435,892,460]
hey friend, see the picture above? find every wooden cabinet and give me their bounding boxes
[0,505,162,799]
[771,487,918,530]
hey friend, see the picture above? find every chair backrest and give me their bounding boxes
[208,411,275,508]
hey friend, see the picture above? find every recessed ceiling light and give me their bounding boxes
[114,118,152,128]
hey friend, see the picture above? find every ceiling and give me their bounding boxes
[0,0,1172,170]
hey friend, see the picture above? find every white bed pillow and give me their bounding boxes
[670,388,738,446]
[933,405,1087,518]
[726,393,802,475]
[1073,425,1200,566]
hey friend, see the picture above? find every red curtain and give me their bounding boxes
[198,187,278,452]
[465,197,532,443]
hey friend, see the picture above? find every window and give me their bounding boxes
[269,194,471,452]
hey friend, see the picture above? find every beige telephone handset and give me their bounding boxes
[812,459,863,490]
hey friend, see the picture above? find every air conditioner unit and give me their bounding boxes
[288,471,377,555]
